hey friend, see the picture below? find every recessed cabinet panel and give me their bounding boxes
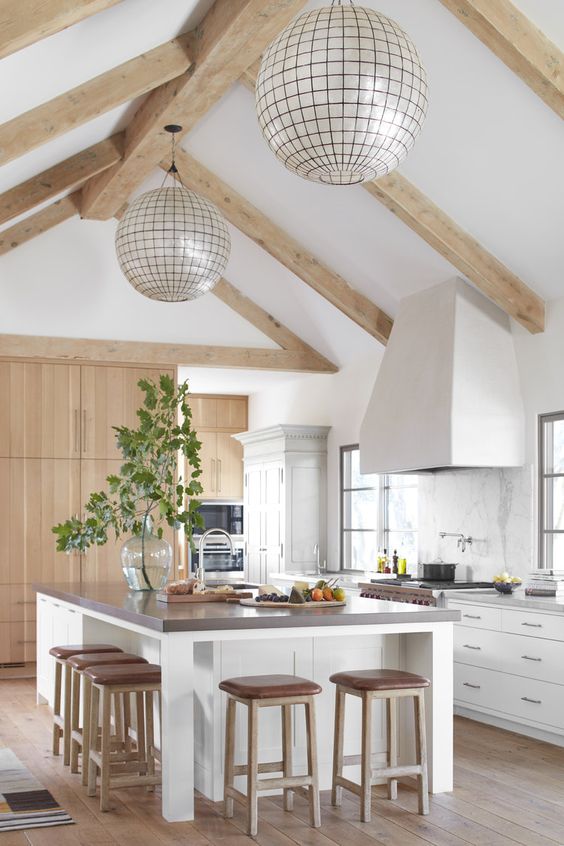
[216,398,247,431]
[216,433,243,499]
[291,466,320,564]
[79,459,126,584]
[194,432,217,498]
[0,365,11,456]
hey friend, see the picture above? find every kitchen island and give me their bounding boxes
[35,583,459,822]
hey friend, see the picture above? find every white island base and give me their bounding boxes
[36,588,456,822]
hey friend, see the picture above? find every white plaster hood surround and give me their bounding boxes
[360,278,525,473]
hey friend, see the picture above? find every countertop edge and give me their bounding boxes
[33,584,166,632]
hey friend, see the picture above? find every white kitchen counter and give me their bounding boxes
[452,589,564,614]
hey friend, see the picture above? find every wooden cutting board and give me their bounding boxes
[239,598,346,609]
[157,591,252,603]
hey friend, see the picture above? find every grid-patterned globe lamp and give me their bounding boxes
[256,2,428,185]
[115,125,231,302]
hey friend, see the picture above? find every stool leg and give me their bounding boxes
[247,700,258,837]
[331,686,345,807]
[63,663,72,766]
[87,684,100,797]
[145,690,156,792]
[223,696,236,819]
[281,704,293,811]
[305,697,321,828]
[100,688,112,812]
[70,670,81,774]
[136,692,147,774]
[81,676,92,786]
[114,691,124,750]
[386,697,398,801]
[123,693,132,754]
[360,692,372,823]
[414,691,429,815]
[52,661,62,756]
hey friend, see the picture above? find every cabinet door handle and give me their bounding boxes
[218,459,222,492]
[15,601,35,605]
[82,409,87,453]
[463,614,482,619]
[211,459,216,492]
[521,655,542,662]
[521,696,542,704]
[17,640,36,644]
[74,409,79,454]
[463,644,481,650]
[521,622,542,628]
[463,682,481,689]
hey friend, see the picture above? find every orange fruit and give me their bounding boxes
[311,588,323,602]
[323,587,334,601]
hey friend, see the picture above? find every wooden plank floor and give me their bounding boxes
[1,678,563,845]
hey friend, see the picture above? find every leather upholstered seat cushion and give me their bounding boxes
[49,644,123,660]
[84,662,161,686]
[329,669,430,691]
[67,652,148,672]
[219,674,321,700]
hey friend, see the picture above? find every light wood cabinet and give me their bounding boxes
[190,395,247,432]
[189,394,247,500]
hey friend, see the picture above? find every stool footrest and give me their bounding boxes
[371,765,423,780]
[257,775,312,792]
[99,774,161,789]
[225,786,248,806]
[233,760,284,777]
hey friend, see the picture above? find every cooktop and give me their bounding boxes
[370,578,494,591]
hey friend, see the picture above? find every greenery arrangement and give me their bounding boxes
[53,374,204,589]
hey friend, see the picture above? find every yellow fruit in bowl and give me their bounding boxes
[333,587,346,602]
[511,576,522,583]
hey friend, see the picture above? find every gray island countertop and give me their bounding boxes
[450,588,564,614]
[33,582,460,633]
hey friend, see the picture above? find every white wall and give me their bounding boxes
[248,295,564,581]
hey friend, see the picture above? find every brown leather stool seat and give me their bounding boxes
[330,669,430,692]
[68,652,148,672]
[219,674,321,700]
[84,663,161,687]
[49,644,123,660]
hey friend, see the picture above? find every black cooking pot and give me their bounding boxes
[422,562,457,581]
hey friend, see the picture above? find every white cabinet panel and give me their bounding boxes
[290,466,321,564]
[455,625,564,685]
[449,602,501,631]
[502,608,563,642]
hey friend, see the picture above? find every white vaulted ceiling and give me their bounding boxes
[0,0,562,380]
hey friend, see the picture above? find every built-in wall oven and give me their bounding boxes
[196,502,243,536]
[191,503,245,582]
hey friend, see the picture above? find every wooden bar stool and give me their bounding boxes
[49,644,123,767]
[66,652,149,783]
[85,662,161,811]
[330,669,430,822]
[219,674,322,837]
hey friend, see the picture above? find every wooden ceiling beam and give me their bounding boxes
[79,0,309,221]
[439,0,564,119]
[0,0,124,60]
[0,334,334,372]
[0,135,122,227]
[364,175,544,334]
[164,151,393,345]
[213,278,337,371]
[240,60,545,334]
[0,34,192,167]
[0,194,79,256]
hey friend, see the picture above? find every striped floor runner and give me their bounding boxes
[0,747,74,831]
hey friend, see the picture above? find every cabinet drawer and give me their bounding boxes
[455,626,564,684]
[450,602,501,630]
[0,622,25,664]
[454,664,499,710]
[0,586,37,622]
[502,608,564,642]
[454,626,501,671]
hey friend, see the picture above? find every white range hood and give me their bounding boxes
[359,278,525,473]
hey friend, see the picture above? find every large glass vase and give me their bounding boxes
[120,516,172,591]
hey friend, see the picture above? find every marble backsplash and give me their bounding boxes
[417,466,535,582]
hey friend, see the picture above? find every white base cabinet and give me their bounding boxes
[449,598,564,745]
[236,425,329,581]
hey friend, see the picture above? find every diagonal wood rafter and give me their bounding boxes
[164,150,393,345]
[0,194,80,256]
[0,135,123,227]
[439,0,564,120]
[0,0,124,60]
[79,0,309,221]
[238,60,544,334]
[0,34,193,167]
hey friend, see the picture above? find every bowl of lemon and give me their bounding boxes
[492,572,522,594]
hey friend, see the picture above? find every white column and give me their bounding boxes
[160,630,195,821]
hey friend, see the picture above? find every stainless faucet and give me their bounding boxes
[196,528,234,587]
[439,532,473,553]
[313,543,320,575]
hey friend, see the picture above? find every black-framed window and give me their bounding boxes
[340,445,418,571]
[539,412,564,568]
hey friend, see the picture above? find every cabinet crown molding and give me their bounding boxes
[234,424,331,446]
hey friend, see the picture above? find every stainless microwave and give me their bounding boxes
[196,503,244,537]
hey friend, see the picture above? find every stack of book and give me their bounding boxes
[525,569,564,600]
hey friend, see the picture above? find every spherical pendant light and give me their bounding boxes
[256,4,428,185]
[115,126,231,302]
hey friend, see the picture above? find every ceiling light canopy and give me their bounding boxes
[256,3,428,185]
[115,126,231,302]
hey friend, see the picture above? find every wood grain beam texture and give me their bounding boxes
[0,34,193,166]
[439,0,564,120]
[0,334,335,373]
[0,0,123,60]
[238,61,544,334]
[80,0,309,221]
[165,151,393,345]
[0,195,79,256]
[0,135,122,226]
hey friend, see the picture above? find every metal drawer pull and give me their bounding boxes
[463,644,481,650]
[521,655,542,662]
[521,622,542,628]
[15,601,35,605]
[521,696,542,704]
[17,640,36,644]
[463,682,481,689]
[463,614,482,619]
